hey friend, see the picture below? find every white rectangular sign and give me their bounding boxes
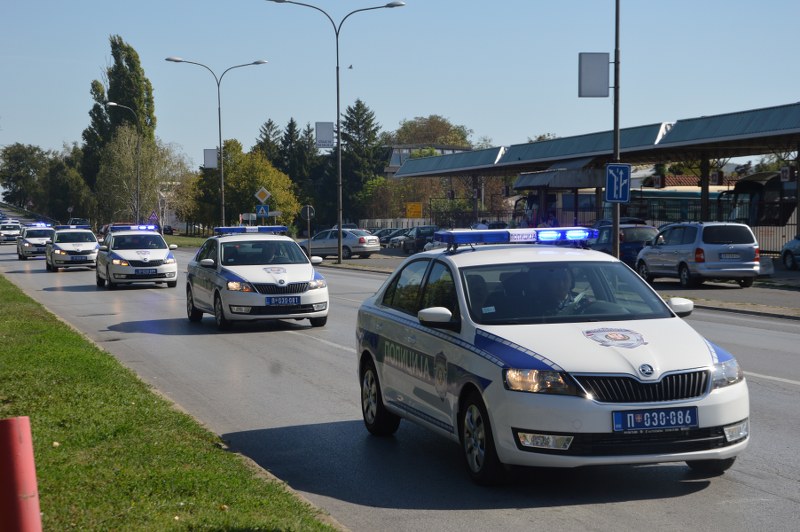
[316,122,335,149]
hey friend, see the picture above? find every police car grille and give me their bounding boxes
[574,370,709,403]
[253,282,309,295]
[128,259,165,267]
[67,250,94,256]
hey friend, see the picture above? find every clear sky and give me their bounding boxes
[2,0,798,170]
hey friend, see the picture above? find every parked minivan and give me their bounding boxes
[635,222,759,287]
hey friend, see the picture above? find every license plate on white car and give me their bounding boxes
[612,406,698,432]
[266,296,300,306]
[70,256,87,261]
[720,253,740,259]
[135,269,157,275]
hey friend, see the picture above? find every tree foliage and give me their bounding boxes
[384,114,472,147]
[0,143,49,208]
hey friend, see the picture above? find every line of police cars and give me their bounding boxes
[4,217,750,484]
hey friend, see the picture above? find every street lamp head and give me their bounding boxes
[105,101,119,107]
[252,60,269,65]
[165,56,184,63]
[266,0,288,3]
[386,1,405,6]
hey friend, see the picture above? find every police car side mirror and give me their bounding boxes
[199,258,216,268]
[666,297,693,317]
[99,245,108,252]
[310,256,323,265]
[169,244,178,250]
[418,307,461,332]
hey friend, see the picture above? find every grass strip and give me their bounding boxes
[0,273,338,531]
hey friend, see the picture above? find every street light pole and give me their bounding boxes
[265,0,405,263]
[165,57,268,226]
[106,102,141,223]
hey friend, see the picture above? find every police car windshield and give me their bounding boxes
[113,234,167,250]
[462,261,672,325]
[26,229,54,238]
[221,240,308,266]
[55,232,96,243]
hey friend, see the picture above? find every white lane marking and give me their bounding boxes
[287,330,352,353]
[744,371,800,387]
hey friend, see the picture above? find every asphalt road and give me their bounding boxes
[1,243,799,531]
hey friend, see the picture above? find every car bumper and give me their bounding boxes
[693,263,760,279]
[485,379,750,468]
[52,254,98,267]
[108,264,178,283]
[221,288,329,321]
[19,246,47,257]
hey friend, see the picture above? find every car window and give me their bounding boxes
[597,228,611,244]
[196,239,218,262]
[622,227,657,242]
[664,227,685,246]
[381,259,430,315]
[56,231,96,243]
[682,226,698,244]
[702,225,755,244]
[26,229,53,238]
[420,261,460,322]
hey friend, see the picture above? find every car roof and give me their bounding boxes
[210,233,294,243]
[109,229,164,236]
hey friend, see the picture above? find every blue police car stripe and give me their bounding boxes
[473,329,563,372]
[704,339,735,364]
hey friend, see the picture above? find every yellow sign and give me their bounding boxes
[405,202,423,218]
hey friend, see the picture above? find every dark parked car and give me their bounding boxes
[162,225,174,235]
[401,225,438,254]
[588,224,659,268]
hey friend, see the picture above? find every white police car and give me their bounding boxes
[45,225,99,271]
[95,225,179,289]
[186,226,329,330]
[16,223,54,259]
[0,221,22,244]
[356,227,749,484]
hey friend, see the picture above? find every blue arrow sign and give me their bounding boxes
[605,164,631,203]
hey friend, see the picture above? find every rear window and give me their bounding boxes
[622,227,657,242]
[702,225,755,244]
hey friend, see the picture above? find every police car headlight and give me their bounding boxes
[164,257,176,264]
[503,369,579,395]
[308,279,327,290]
[112,258,129,266]
[226,281,255,292]
[711,358,743,389]
[53,249,67,255]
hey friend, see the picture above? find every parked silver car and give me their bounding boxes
[297,228,380,259]
[635,222,760,288]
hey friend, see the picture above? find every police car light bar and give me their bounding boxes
[109,224,158,232]
[433,227,598,247]
[54,225,92,230]
[214,226,288,234]
[26,222,52,227]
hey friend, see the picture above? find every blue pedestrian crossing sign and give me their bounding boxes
[605,163,632,203]
[256,204,269,217]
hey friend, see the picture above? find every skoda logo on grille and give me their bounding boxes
[143,257,149,263]
[278,279,285,285]
[639,364,654,377]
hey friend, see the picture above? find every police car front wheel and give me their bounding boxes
[461,390,505,485]
[214,293,232,330]
[360,358,400,436]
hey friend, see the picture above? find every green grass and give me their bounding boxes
[0,274,339,531]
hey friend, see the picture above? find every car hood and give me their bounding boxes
[478,317,723,379]
[222,263,316,283]
[23,237,51,244]
[112,249,172,261]
[54,242,98,251]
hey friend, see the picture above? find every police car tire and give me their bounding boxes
[96,270,105,287]
[460,390,505,485]
[686,457,736,475]
[214,293,232,330]
[360,358,400,436]
[186,288,203,322]
[309,316,327,327]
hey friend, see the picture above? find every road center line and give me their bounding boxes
[286,330,352,353]
[744,371,800,387]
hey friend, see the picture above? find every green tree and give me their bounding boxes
[252,119,282,166]
[341,99,385,220]
[39,144,96,224]
[0,143,49,208]
[82,35,155,193]
[223,141,301,227]
[384,115,472,147]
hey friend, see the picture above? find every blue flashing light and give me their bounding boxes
[109,224,158,232]
[27,222,52,227]
[54,225,92,230]
[433,227,598,247]
[214,225,288,235]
